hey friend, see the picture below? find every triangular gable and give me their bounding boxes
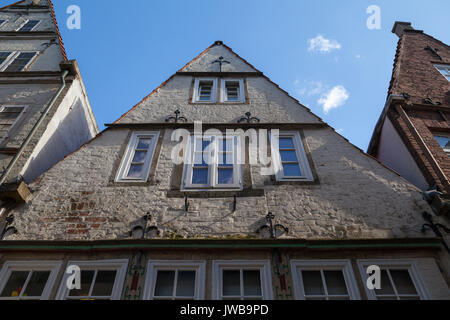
[114,41,323,124]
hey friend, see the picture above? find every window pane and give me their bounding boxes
[219,153,234,166]
[137,138,152,150]
[176,271,196,297]
[19,20,39,31]
[243,270,261,296]
[283,164,301,177]
[390,270,417,295]
[91,270,117,297]
[69,270,94,297]
[4,52,36,72]
[132,151,147,163]
[192,168,208,184]
[302,271,325,296]
[375,270,395,295]
[0,271,29,297]
[324,271,348,295]
[280,150,298,162]
[22,271,50,297]
[0,52,12,65]
[127,164,144,178]
[154,271,175,297]
[434,136,450,150]
[218,168,233,185]
[223,270,240,296]
[279,138,295,149]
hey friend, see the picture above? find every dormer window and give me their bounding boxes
[434,64,450,82]
[193,78,217,103]
[221,79,245,103]
[17,20,40,32]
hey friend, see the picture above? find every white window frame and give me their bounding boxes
[212,260,273,300]
[357,259,431,300]
[192,78,218,103]
[0,51,39,72]
[0,19,7,28]
[181,134,243,191]
[55,259,128,300]
[220,78,245,103]
[290,260,361,300]
[0,51,15,70]
[115,131,160,182]
[434,64,450,82]
[0,261,62,300]
[271,131,314,182]
[142,261,206,300]
[0,105,28,144]
[16,19,41,32]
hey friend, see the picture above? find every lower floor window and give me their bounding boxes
[0,261,62,300]
[291,260,360,300]
[212,261,273,300]
[56,259,128,300]
[358,260,430,300]
[143,261,206,300]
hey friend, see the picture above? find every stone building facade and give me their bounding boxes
[0,13,448,300]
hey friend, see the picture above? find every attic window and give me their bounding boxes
[17,20,40,32]
[0,20,6,28]
[434,64,450,82]
[193,78,217,103]
[221,79,245,103]
[1,52,38,72]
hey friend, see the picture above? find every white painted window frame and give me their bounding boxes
[220,78,245,103]
[192,78,218,103]
[55,259,129,300]
[290,260,361,300]
[434,64,450,82]
[16,19,41,32]
[212,260,273,300]
[0,51,39,72]
[0,261,62,300]
[115,131,160,182]
[181,134,243,191]
[0,51,15,70]
[0,19,7,28]
[142,260,206,300]
[357,259,431,300]
[270,131,314,181]
[0,105,28,144]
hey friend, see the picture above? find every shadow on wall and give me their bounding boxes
[22,99,93,183]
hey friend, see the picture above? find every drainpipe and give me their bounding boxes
[0,70,70,186]
[394,103,450,191]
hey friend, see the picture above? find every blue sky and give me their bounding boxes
[52,0,450,151]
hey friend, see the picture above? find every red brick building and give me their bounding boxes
[368,22,450,217]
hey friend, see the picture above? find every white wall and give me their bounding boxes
[377,118,429,191]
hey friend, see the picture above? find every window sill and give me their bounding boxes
[167,188,265,198]
[264,176,319,186]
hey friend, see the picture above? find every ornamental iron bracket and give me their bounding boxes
[165,110,187,123]
[238,112,260,124]
[256,213,289,239]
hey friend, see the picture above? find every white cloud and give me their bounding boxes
[318,85,349,114]
[355,54,361,59]
[308,35,341,53]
